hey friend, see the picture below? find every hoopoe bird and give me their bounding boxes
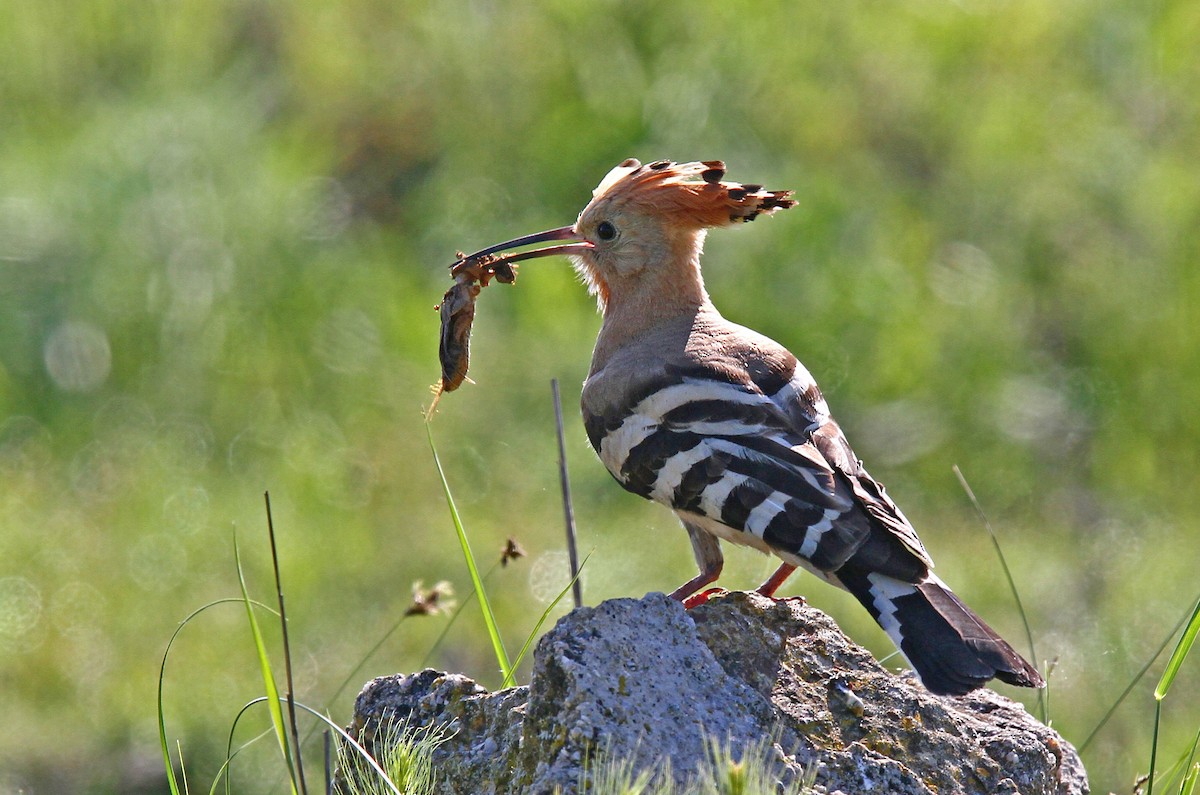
[455,159,1044,696]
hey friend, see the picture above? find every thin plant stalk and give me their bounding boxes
[510,552,591,677]
[158,597,279,795]
[225,698,402,795]
[426,421,513,684]
[265,492,308,795]
[1080,592,1200,753]
[324,560,500,709]
[419,565,498,669]
[219,707,279,795]
[952,465,1043,721]
[295,701,404,795]
[552,378,583,609]
[324,730,332,795]
[234,534,300,795]
[1149,700,1163,795]
[1181,727,1200,795]
[1154,732,1200,795]
[307,559,505,765]
[1147,591,1200,795]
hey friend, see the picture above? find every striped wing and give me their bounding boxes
[584,369,931,581]
[764,358,934,573]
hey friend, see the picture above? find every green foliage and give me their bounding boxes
[692,736,816,795]
[577,735,815,795]
[427,422,513,685]
[234,535,301,795]
[336,719,450,795]
[1157,595,1200,702]
[157,597,279,795]
[3,1,1199,792]
[1149,594,1200,795]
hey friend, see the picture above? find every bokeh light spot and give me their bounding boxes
[528,550,579,604]
[157,417,215,471]
[992,376,1072,448]
[854,399,948,467]
[227,425,278,479]
[43,320,112,393]
[127,533,188,592]
[283,411,346,474]
[928,242,998,306]
[163,485,211,535]
[316,448,377,509]
[93,395,156,441]
[0,576,43,652]
[58,626,115,686]
[50,581,107,638]
[69,441,125,504]
[0,196,52,261]
[0,416,53,475]
[313,308,382,375]
[163,239,233,327]
[288,176,352,240]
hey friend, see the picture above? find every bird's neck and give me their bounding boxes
[590,256,715,374]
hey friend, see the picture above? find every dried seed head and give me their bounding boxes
[500,537,527,567]
[405,580,456,616]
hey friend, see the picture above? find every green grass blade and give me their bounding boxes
[216,702,274,795]
[1156,592,1200,701]
[1183,758,1200,795]
[327,565,496,709]
[263,491,308,795]
[327,613,415,707]
[1151,728,1200,795]
[1080,592,1200,752]
[1149,699,1163,795]
[312,562,502,758]
[1180,726,1200,795]
[291,701,404,795]
[426,421,512,683]
[234,536,299,795]
[158,598,279,795]
[953,465,1043,719]
[506,552,592,687]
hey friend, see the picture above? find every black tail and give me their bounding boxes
[841,568,1045,696]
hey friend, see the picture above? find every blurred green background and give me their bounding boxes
[1,1,1197,792]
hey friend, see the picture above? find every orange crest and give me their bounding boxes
[589,159,796,228]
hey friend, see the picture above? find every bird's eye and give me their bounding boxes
[596,221,617,241]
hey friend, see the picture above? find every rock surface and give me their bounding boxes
[346,591,1088,794]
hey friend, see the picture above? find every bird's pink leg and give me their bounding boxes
[755,562,798,599]
[671,520,727,608]
[668,563,723,604]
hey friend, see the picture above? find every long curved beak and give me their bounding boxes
[453,225,592,266]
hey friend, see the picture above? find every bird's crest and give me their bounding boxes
[590,158,796,228]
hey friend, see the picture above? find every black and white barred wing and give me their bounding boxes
[766,369,935,573]
[586,376,901,578]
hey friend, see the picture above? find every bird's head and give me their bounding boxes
[451,159,795,313]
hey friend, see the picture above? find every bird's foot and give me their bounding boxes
[681,587,728,609]
[754,562,799,599]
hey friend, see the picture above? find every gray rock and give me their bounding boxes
[345,591,1088,794]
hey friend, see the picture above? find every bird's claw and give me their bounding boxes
[682,587,728,609]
